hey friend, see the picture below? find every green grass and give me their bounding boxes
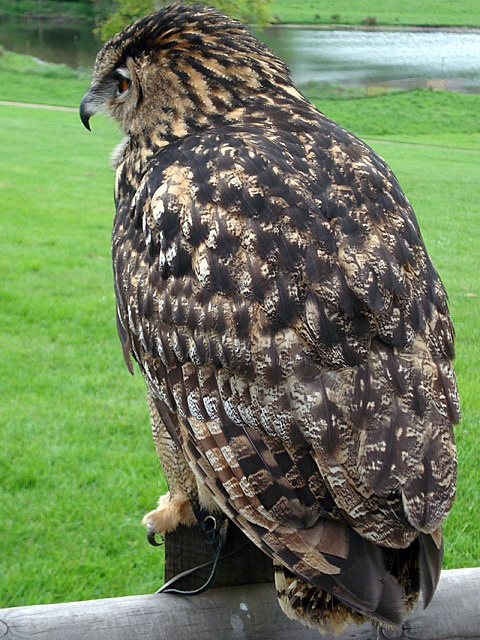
[0,48,91,107]
[317,89,480,148]
[270,0,480,26]
[0,69,479,607]
[1,0,479,26]
[0,107,167,605]
[0,0,93,19]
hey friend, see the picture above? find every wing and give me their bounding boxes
[112,110,458,620]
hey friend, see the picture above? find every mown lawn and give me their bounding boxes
[270,0,480,26]
[0,73,478,606]
[1,0,479,26]
[0,49,90,107]
[0,106,166,604]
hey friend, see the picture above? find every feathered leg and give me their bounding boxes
[142,392,197,543]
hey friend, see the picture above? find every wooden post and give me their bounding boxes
[164,521,274,589]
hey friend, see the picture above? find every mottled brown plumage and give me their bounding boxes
[80,4,459,633]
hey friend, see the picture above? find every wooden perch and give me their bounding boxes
[0,568,479,639]
[1,521,478,639]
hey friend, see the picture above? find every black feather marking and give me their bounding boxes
[338,215,364,237]
[143,290,155,320]
[173,300,187,325]
[158,203,181,242]
[340,337,365,367]
[277,237,304,271]
[172,327,189,363]
[212,308,227,334]
[197,287,212,307]
[160,259,171,280]
[148,267,162,289]
[207,251,236,294]
[391,314,408,348]
[367,272,384,312]
[192,333,209,365]
[307,292,340,346]
[214,215,240,258]
[275,274,298,327]
[188,208,210,246]
[336,269,364,315]
[350,311,372,338]
[382,342,408,395]
[157,324,176,367]
[171,244,192,277]
[251,219,277,259]
[410,298,426,331]
[284,205,310,231]
[304,246,333,282]
[265,338,284,385]
[378,245,405,296]
[392,228,415,265]
[234,305,251,339]
[160,292,173,324]
[411,371,427,418]
[186,299,199,332]
[247,254,268,302]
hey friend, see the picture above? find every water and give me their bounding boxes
[0,16,100,69]
[1,15,479,90]
[260,27,480,90]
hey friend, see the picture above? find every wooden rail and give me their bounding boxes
[0,568,479,639]
[1,523,478,639]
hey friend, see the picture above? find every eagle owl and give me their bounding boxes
[80,4,459,633]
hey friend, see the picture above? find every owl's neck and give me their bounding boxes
[114,84,311,160]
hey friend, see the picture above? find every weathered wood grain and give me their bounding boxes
[164,522,274,588]
[0,569,479,640]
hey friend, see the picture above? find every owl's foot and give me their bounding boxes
[142,491,197,546]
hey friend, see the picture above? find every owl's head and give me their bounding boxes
[80,3,291,139]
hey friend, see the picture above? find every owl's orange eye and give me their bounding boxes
[118,77,131,93]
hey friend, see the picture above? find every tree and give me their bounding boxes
[99,0,272,40]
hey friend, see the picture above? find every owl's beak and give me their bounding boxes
[80,82,105,131]
[79,93,93,131]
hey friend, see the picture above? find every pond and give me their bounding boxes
[263,26,480,91]
[0,16,99,70]
[1,16,479,91]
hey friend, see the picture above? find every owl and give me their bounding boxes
[80,4,459,633]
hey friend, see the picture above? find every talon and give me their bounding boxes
[201,515,217,544]
[147,527,164,547]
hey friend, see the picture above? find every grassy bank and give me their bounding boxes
[0,69,479,606]
[0,48,90,107]
[1,0,479,26]
[271,0,480,26]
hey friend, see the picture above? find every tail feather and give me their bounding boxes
[275,563,364,635]
[418,530,443,608]
[272,524,442,634]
